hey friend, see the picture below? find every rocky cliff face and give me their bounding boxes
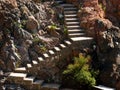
[66,0,120,89]
[0,0,61,71]
[99,0,120,27]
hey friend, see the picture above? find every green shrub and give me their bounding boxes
[32,37,41,43]
[99,3,106,11]
[40,45,47,52]
[63,27,68,35]
[63,55,97,88]
[16,60,22,68]
[48,24,57,31]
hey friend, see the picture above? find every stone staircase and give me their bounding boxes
[62,1,93,49]
[5,40,72,90]
[4,0,93,90]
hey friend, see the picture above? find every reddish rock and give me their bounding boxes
[77,0,120,88]
[99,0,120,26]
[1,0,18,9]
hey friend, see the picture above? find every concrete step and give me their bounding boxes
[69,33,85,37]
[61,4,74,7]
[32,60,38,66]
[66,25,81,29]
[41,83,61,90]
[59,44,66,49]
[48,50,55,55]
[14,67,26,73]
[64,7,77,11]
[43,53,49,59]
[27,63,32,68]
[38,57,44,62]
[33,79,44,85]
[8,72,27,78]
[7,72,27,83]
[64,40,72,46]
[66,21,79,25]
[68,29,84,33]
[71,37,93,41]
[54,47,61,52]
[64,14,77,18]
[64,11,77,14]
[55,0,65,4]
[65,18,78,22]
[23,76,35,85]
[32,80,44,90]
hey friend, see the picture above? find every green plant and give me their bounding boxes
[48,24,57,31]
[40,45,47,52]
[21,20,27,26]
[16,60,22,68]
[32,37,41,43]
[79,3,83,10]
[49,9,55,15]
[14,22,23,28]
[63,55,97,88]
[63,27,68,35]
[99,3,106,11]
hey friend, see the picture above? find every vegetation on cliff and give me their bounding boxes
[63,54,99,89]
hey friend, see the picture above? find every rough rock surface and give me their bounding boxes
[99,0,120,27]
[66,0,120,88]
[0,0,61,71]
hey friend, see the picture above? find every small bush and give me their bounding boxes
[63,55,98,89]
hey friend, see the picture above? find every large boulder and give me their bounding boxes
[3,0,17,9]
[77,0,120,88]
[99,0,120,26]
[26,16,39,33]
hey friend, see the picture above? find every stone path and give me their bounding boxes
[63,2,93,42]
[4,0,93,90]
[5,40,72,90]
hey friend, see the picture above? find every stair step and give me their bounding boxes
[14,67,26,73]
[38,57,44,62]
[66,25,81,29]
[24,76,35,84]
[66,21,79,25]
[64,40,72,46]
[54,47,61,52]
[33,80,44,85]
[59,44,66,49]
[64,11,77,14]
[27,64,32,68]
[32,80,44,90]
[65,18,78,22]
[55,0,65,4]
[41,83,61,90]
[7,72,27,84]
[65,14,77,18]
[43,53,49,58]
[61,4,74,7]
[49,50,55,55]
[68,29,84,33]
[64,7,77,11]
[24,76,35,81]
[71,37,93,41]
[8,72,27,79]
[69,33,85,37]
[32,60,38,66]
